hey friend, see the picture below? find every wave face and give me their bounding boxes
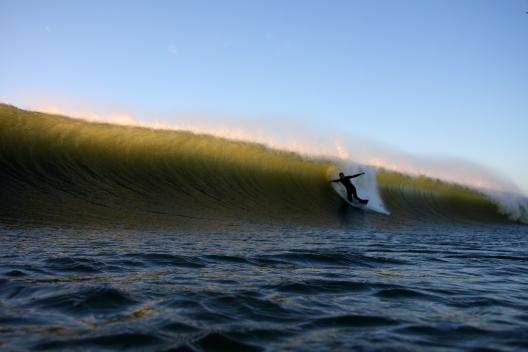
[0,104,522,228]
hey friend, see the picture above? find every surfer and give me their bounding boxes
[330,172,369,204]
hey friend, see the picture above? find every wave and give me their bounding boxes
[0,103,526,228]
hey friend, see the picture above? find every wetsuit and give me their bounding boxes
[331,173,368,204]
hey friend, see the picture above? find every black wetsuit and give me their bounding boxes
[331,173,368,204]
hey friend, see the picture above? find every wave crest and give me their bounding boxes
[0,104,524,228]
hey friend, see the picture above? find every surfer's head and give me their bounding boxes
[339,172,344,178]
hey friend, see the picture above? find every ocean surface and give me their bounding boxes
[1,104,527,351]
[2,222,528,351]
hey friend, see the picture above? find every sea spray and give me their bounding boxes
[326,163,390,215]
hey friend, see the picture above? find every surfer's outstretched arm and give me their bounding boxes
[346,172,365,179]
[330,179,340,183]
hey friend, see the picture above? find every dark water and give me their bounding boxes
[1,222,527,351]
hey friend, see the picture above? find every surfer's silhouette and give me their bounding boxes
[330,172,368,204]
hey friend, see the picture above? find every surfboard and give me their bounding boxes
[331,183,369,210]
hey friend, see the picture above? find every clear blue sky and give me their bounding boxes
[1,0,527,191]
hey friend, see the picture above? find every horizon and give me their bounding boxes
[1,0,527,192]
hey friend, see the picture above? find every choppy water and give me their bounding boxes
[1,222,527,351]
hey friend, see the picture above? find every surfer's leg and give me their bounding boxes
[346,189,353,202]
[350,186,368,204]
[349,186,360,200]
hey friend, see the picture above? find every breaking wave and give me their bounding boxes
[1,103,526,228]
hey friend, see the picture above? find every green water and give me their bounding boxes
[0,103,515,228]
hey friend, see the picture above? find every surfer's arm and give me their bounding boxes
[329,179,340,183]
[347,172,365,179]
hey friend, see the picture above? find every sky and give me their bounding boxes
[1,0,527,192]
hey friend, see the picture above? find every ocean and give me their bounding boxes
[1,104,527,351]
